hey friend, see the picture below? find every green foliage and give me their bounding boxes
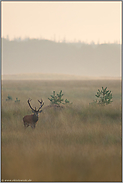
[6,94,12,101]
[6,95,20,103]
[64,99,70,104]
[48,90,64,105]
[48,90,71,105]
[15,97,20,103]
[91,87,113,106]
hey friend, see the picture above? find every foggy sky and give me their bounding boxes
[2,1,121,44]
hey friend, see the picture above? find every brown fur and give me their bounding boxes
[23,114,38,128]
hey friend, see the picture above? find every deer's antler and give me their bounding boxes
[28,98,44,112]
[27,98,36,111]
[37,99,44,112]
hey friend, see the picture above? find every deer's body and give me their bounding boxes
[23,99,44,129]
[23,114,38,128]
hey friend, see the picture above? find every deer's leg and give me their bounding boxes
[31,123,35,129]
[24,121,29,128]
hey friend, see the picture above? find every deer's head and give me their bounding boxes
[28,98,44,116]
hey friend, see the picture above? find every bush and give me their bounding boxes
[6,95,12,101]
[15,98,20,103]
[90,87,113,106]
[48,90,71,106]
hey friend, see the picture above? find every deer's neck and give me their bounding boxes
[32,114,38,123]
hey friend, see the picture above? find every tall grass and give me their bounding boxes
[1,80,121,181]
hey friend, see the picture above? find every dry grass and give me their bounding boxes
[1,80,122,181]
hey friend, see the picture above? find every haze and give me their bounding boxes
[1,2,121,79]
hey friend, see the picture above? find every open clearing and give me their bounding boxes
[1,79,122,181]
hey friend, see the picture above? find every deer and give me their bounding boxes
[23,98,44,128]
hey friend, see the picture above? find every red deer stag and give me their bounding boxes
[23,98,44,128]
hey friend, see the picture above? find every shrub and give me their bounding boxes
[15,98,20,103]
[90,87,113,106]
[48,90,71,106]
[6,95,12,101]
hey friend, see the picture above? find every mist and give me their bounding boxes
[2,38,121,79]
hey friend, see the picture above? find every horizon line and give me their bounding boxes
[2,37,121,45]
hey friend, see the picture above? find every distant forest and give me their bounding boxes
[2,38,121,77]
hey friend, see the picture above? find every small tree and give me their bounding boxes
[48,90,72,106]
[6,95,12,101]
[90,87,113,106]
[48,90,64,105]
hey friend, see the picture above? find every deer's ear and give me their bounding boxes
[32,110,35,113]
[39,110,42,113]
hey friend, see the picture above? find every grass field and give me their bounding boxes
[1,79,122,181]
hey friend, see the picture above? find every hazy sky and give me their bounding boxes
[2,1,121,44]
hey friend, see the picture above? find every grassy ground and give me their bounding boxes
[1,79,122,181]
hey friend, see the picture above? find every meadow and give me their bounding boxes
[1,79,122,181]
